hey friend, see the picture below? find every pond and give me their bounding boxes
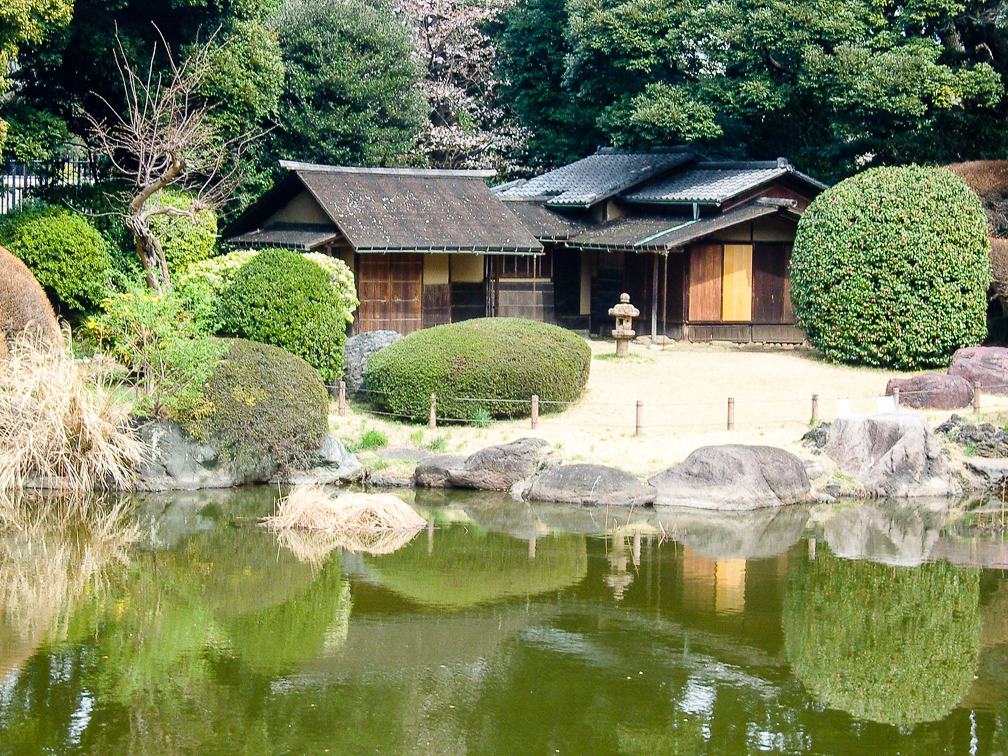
[1,488,1007,754]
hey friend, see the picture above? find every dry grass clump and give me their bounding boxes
[263,484,427,534]
[0,329,143,491]
[947,161,1008,198]
[274,527,421,565]
[0,245,60,345]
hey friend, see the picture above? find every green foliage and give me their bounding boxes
[181,338,329,471]
[29,180,133,269]
[365,318,591,422]
[0,205,113,319]
[146,190,218,275]
[217,249,351,384]
[367,526,587,609]
[791,166,991,368]
[783,551,981,727]
[347,428,388,453]
[270,0,427,166]
[0,102,70,162]
[471,407,492,428]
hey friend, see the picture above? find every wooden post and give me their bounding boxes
[636,400,643,437]
[531,394,539,429]
[893,386,900,409]
[429,393,437,428]
[811,394,819,425]
[974,381,981,415]
[338,381,346,417]
[727,397,735,430]
[651,255,658,338]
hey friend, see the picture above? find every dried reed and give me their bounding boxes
[262,484,427,534]
[274,526,421,564]
[0,329,143,491]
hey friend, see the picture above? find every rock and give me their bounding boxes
[283,434,362,485]
[414,453,468,488]
[648,445,810,510]
[803,458,832,480]
[936,414,1008,457]
[525,464,656,506]
[135,421,361,490]
[801,423,830,450]
[344,330,401,398]
[367,470,415,487]
[885,373,973,409]
[414,438,550,491]
[825,413,960,497]
[964,456,1008,485]
[948,346,1008,394]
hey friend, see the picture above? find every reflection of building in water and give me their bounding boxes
[681,546,746,615]
[605,533,634,602]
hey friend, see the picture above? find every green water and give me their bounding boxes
[1,489,1008,755]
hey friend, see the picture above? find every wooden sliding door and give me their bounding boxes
[688,243,723,321]
[721,244,752,321]
[357,253,423,333]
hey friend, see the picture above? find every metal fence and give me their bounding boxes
[0,159,94,215]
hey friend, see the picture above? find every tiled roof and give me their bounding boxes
[623,161,829,205]
[226,223,341,250]
[565,203,789,250]
[494,150,695,207]
[503,201,593,241]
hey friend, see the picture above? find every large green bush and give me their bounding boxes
[147,190,218,275]
[217,249,351,384]
[0,205,114,319]
[791,166,991,369]
[364,318,591,422]
[783,551,980,727]
[180,338,329,471]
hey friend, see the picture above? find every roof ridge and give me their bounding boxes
[279,160,497,179]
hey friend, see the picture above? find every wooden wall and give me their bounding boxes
[688,243,723,321]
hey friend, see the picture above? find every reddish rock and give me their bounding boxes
[948,347,1008,394]
[885,373,973,409]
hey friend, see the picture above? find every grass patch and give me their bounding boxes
[593,352,654,363]
[346,428,389,453]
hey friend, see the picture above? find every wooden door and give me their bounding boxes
[752,242,792,323]
[357,254,423,333]
[688,243,723,321]
[721,244,752,321]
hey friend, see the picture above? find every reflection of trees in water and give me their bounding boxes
[366,525,587,609]
[783,550,981,727]
[0,491,137,681]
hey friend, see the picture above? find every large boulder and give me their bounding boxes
[413,438,549,490]
[647,445,810,510]
[135,420,360,491]
[936,414,1008,458]
[343,330,401,397]
[948,346,1008,394]
[825,413,960,497]
[526,464,656,506]
[885,373,973,409]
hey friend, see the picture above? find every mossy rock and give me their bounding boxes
[364,318,591,421]
[783,550,981,727]
[180,338,329,472]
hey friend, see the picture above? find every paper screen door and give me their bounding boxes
[721,244,753,321]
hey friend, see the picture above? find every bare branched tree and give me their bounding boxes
[87,27,254,291]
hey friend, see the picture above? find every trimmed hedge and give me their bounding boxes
[0,205,114,319]
[364,318,591,422]
[147,190,218,275]
[217,249,350,384]
[180,338,329,471]
[0,244,60,343]
[783,551,980,727]
[791,166,990,369]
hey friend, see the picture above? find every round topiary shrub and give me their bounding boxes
[0,244,60,343]
[180,338,329,471]
[364,318,591,422]
[791,166,991,369]
[783,551,980,727]
[147,190,218,274]
[0,205,114,319]
[217,249,351,384]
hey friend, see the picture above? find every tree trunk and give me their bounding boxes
[126,214,171,291]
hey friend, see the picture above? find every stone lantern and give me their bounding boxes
[608,293,639,357]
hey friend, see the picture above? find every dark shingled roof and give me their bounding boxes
[227,162,543,255]
[227,223,340,250]
[623,160,829,205]
[503,201,593,241]
[565,203,792,250]
[494,150,694,208]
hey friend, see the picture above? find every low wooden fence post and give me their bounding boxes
[893,386,900,409]
[338,381,346,417]
[429,393,437,429]
[974,381,981,415]
[531,395,539,430]
[727,397,735,431]
[811,394,819,425]
[635,400,643,437]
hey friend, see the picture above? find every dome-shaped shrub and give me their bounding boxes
[783,552,980,727]
[791,166,990,369]
[0,205,113,318]
[364,318,591,422]
[217,249,351,384]
[0,245,60,343]
[147,190,218,274]
[179,338,329,471]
